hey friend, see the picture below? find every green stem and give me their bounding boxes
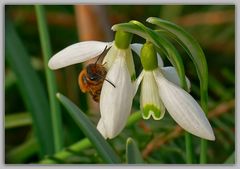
[200,139,207,163]
[185,132,193,163]
[200,87,209,163]
[40,111,141,163]
[35,5,63,152]
[40,138,90,164]
[5,112,32,129]
[6,136,39,163]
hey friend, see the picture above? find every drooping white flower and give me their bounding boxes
[133,42,215,141]
[48,38,135,139]
[97,56,133,138]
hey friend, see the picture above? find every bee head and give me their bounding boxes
[86,64,102,81]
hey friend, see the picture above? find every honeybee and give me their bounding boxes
[78,46,115,102]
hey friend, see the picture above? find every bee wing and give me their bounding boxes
[48,41,112,69]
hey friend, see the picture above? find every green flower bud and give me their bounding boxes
[140,42,158,70]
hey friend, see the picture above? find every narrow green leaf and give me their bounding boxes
[147,17,208,111]
[35,5,63,152]
[5,112,32,129]
[40,138,91,164]
[56,93,120,163]
[5,19,54,156]
[224,151,235,164]
[6,136,39,163]
[126,138,144,164]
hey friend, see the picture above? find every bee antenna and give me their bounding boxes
[95,46,108,65]
[104,79,116,88]
[95,72,116,88]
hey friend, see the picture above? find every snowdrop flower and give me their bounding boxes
[133,42,215,140]
[48,31,135,139]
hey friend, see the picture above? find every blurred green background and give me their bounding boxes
[5,5,235,164]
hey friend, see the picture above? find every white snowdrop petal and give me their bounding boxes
[153,69,215,140]
[48,41,111,70]
[140,71,165,120]
[103,44,136,80]
[161,66,191,92]
[130,43,142,56]
[100,56,133,139]
[125,47,136,81]
[102,43,118,70]
[96,118,107,139]
[131,43,164,67]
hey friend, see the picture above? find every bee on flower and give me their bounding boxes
[49,31,136,139]
[48,30,215,141]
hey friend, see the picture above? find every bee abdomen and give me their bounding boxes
[91,88,102,102]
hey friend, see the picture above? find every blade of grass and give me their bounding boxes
[5,112,32,129]
[40,111,142,163]
[5,19,54,156]
[224,151,235,164]
[6,136,39,163]
[126,138,144,164]
[35,5,63,152]
[56,93,120,163]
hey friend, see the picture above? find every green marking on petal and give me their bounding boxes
[142,104,163,120]
[131,74,136,81]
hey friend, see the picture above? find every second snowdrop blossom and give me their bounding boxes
[134,42,215,141]
[48,31,136,139]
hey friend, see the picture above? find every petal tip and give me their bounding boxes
[48,58,57,70]
[204,129,215,141]
[96,119,108,139]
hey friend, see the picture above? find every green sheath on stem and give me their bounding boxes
[115,30,133,49]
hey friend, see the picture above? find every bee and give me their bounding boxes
[78,46,115,102]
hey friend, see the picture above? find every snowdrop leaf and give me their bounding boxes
[100,56,133,139]
[153,70,215,140]
[48,41,111,69]
[112,23,145,39]
[57,93,120,163]
[147,17,208,110]
[126,138,144,164]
